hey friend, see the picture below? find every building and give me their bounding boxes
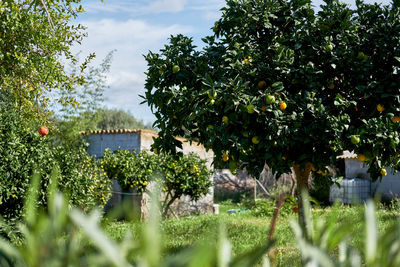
[333,151,400,202]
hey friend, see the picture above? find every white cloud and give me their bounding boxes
[83,0,226,18]
[83,0,190,15]
[203,10,222,21]
[146,0,188,13]
[72,19,192,124]
[106,71,145,90]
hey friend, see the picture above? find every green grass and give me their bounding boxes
[103,201,400,266]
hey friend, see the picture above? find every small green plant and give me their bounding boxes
[250,195,298,218]
[160,153,213,216]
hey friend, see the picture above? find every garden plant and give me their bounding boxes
[101,149,213,217]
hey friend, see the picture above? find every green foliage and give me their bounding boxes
[249,196,298,218]
[0,106,111,221]
[101,149,158,192]
[160,153,213,215]
[0,173,273,267]
[96,108,153,130]
[292,192,400,266]
[144,0,400,180]
[0,0,93,117]
[309,173,334,205]
[101,149,213,216]
[3,175,400,266]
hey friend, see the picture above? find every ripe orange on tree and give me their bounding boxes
[357,154,367,161]
[279,101,287,111]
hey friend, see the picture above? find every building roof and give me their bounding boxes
[79,129,157,135]
[80,128,196,146]
[337,150,357,159]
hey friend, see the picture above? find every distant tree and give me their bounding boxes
[96,108,153,130]
[54,52,114,142]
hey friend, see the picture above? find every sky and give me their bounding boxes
[74,0,391,125]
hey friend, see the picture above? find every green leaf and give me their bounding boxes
[365,201,377,264]
[70,209,130,267]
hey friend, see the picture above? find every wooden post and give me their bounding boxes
[254,177,257,203]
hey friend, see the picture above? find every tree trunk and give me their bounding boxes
[162,193,178,218]
[293,162,312,237]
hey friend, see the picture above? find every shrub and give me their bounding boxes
[101,149,213,216]
[101,149,159,192]
[160,153,213,216]
[0,107,111,220]
[249,195,297,218]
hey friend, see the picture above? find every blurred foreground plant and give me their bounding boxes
[292,191,400,267]
[0,171,272,267]
[3,170,400,267]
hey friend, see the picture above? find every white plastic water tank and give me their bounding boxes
[329,178,371,204]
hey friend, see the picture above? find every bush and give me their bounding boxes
[293,193,400,266]
[0,107,111,220]
[160,153,213,216]
[309,172,334,205]
[101,149,213,216]
[249,195,298,218]
[101,149,159,192]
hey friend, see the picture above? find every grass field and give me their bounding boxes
[103,200,400,266]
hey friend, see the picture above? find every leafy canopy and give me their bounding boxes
[144,0,400,180]
[101,149,212,217]
[0,0,93,118]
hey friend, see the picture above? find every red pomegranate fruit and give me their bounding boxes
[38,126,49,137]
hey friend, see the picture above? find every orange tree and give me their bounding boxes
[143,0,400,230]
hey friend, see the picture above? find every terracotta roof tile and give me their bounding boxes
[79,129,157,135]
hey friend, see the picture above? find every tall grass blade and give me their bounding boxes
[24,172,40,226]
[70,209,130,267]
[301,190,313,240]
[230,241,273,267]
[365,200,377,264]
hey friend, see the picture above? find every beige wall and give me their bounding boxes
[139,130,214,168]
